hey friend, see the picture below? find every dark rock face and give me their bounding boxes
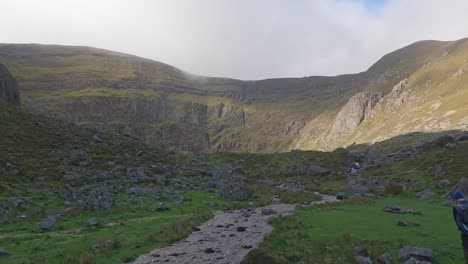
[0,64,20,105]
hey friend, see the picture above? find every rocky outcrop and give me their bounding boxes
[329,91,383,141]
[0,64,20,105]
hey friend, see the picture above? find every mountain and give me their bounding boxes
[0,38,467,152]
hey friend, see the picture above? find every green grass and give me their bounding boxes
[0,191,246,264]
[245,197,464,264]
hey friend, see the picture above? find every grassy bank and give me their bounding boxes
[245,197,463,264]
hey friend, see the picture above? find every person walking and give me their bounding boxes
[453,191,468,263]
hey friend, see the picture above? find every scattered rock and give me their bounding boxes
[10,197,26,208]
[305,164,330,177]
[398,221,407,226]
[39,217,57,231]
[156,202,170,211]
[377,252,393,264]
[434,166,446,178]
[88,218,99,227]
[399,246,433,262]
[437,179,451,188]
[204,248,215,254]
[261,208,278,215]
[83,186,114,211]
[236,226,247,232]
[416,189,434,200]
[383,204,405,214]
[355,256,373,264]
[336,192,347,200]
[220,177,252,201]
[402,257,431,264]
[353,245,369,257]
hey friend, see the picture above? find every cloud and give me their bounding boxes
[1,0,468,80]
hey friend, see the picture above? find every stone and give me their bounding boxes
[11,198,26,208]
[453,177,468,196]
[399,246,433,262]
[261,208,278,215]
[88,218,99,227]
[39,217,57,231]
[336,192,347,200]
[0,249,9,256]
[398,221,408,226]
[305,164,330,177]
[236,226,247,232]
[83,186,114,211]
[156,202,170,211]
[383,204,405,214]
[353,246,369,257]
[416,189,434,200]
[256,179,276,187]
[212,169,229,179]
[407,222,420,227]
[377,252,393,264]
[271,195,281,203]
[437,179,451,188]
[204,248,215,254]
[434,166,446,178]
[348,184,370,194]
[355,256,373,264]
[402,257,431,264]
[220,177,252,201]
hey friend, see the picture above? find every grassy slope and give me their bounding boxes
[246,197,462,264]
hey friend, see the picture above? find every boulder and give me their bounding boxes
[348,184,370,194]
[433,166,446,178]
[437,179,451,188]
[453,177,468,195]
[355,256,373,264]
[305,165,330,177]
[377,252,393,264]
[353,246,369,257]
[402,257,431,264]
[39,217,57,231]
[220,177,252,201]
[399,246,433,262]
[83,186,114,211]
[383,204,405,214]
[88,218,99,227]
[156,202,170,211]
[336,192,347,200]
[416,189,434,200]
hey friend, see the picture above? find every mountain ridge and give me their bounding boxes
[0,38,466,152]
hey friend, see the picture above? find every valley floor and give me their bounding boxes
[132,194,337,264]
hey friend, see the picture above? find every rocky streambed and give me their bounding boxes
[132,193,338,264]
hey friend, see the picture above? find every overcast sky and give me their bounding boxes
[2,0,468,80]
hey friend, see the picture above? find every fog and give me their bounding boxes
[2,0,468,80]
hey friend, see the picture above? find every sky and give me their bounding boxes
[2,0,468,80]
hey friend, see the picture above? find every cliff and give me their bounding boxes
[0,38,467,152]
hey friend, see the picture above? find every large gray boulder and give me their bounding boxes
[399,246,433,262]
[305,164,330,177]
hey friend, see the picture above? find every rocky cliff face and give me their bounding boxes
[0,64,19,105]
[1,38,467,152]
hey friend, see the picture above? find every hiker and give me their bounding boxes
[453,191,468,263]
